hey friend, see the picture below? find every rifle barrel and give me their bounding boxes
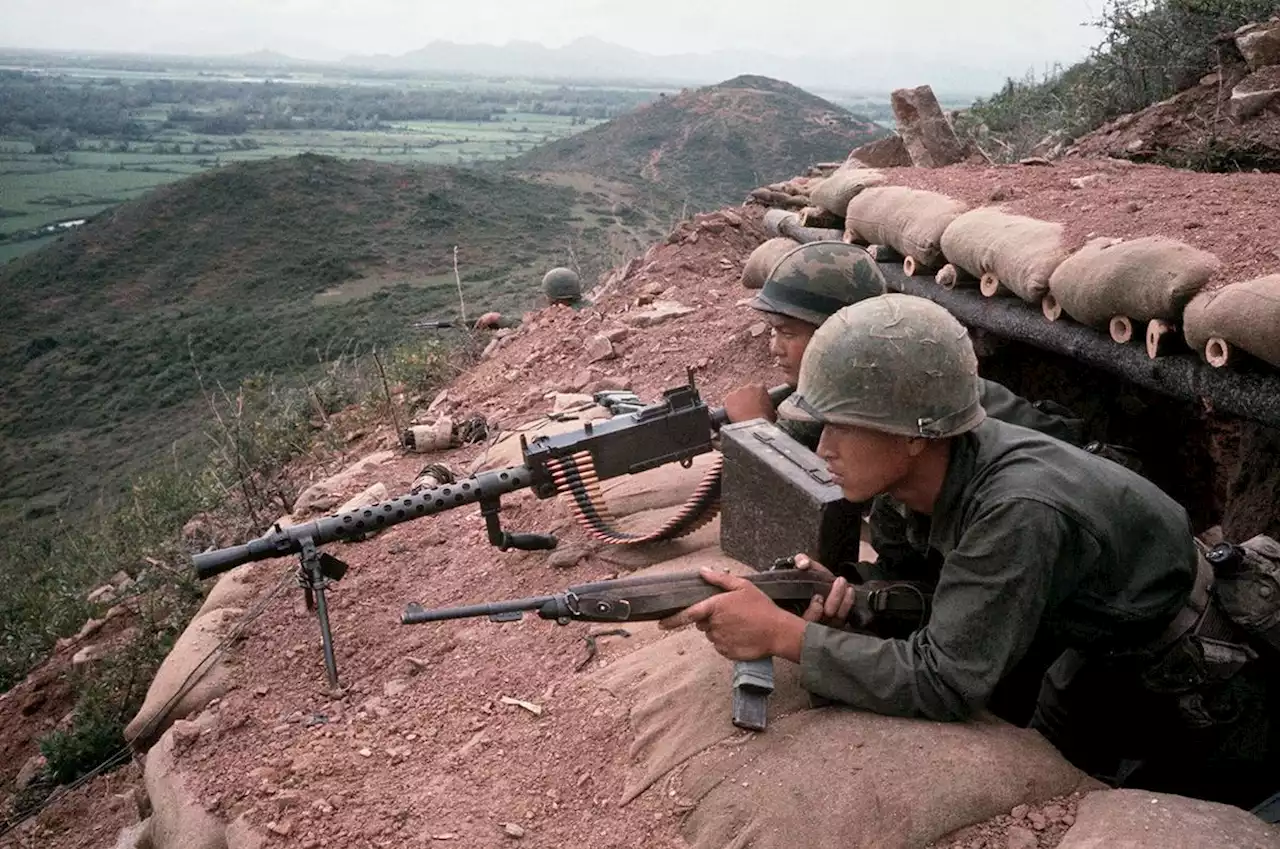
[400,595,559,624]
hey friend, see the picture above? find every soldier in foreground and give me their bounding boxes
[721,242,1092,720]
[665,295,1277,810]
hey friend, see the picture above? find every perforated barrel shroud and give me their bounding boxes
[719,420,863,575]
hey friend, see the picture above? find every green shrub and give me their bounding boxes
[386,337,468,398]
[963,0,1280,161]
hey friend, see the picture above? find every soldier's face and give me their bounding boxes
[816,423,916,502]
[767,315,817,384]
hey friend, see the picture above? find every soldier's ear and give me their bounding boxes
[904,436,927,458]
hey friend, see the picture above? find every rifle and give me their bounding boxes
[412,319,458,330]
[401,568,833,624]
[191,373,794,690]
[401,566,929,631]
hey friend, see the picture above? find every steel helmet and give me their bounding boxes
[748,241,887,327]
[778,294,985,438]
[542,267,582,303]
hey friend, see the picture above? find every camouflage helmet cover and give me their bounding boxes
[778,293,986,439]
[542,266,582,302]
[748,240,887,327]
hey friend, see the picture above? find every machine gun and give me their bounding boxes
[191,373,794,690]
[412,319,459,330]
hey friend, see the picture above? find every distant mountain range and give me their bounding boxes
[336,37,1019,98]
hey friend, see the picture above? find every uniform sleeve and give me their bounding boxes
[799,498,1079,720]
[979,379,1086,447]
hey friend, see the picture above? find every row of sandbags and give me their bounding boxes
[747,164,1280,370]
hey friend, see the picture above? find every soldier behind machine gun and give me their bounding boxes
[663,293,1280,816]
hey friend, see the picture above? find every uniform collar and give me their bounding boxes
[927,425,982,554]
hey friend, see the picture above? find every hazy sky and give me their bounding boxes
[3,0,1104,69]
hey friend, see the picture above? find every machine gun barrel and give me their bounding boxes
[192,465,537,579]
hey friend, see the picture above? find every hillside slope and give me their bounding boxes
[510,75,887,208]
[0,154,638,523]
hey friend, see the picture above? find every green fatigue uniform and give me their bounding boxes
[779,378,1087,619]
[801,418,1280,810]
[797,417,1197,719]
[781,295,1277,811]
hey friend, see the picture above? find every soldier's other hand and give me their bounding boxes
[792,555,853,626]
[658,568,804,662]
[722,384,777,424]
[791,553,833,578]
[474,311,503,329]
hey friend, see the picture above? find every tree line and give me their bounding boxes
[0,71,654,146]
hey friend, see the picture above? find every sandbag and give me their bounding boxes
[1182,275,1280,367]
[195,563,260,620]
[589,618,810,804]
[1047,236,1219,328]
[740,237,801,289]
[124,607,243,748]
[1057,789,1280,849]
[939,207,1069,303]
[844,187,967,269]
[591,630,1092,849]
[808,165,885,217]
[145,719,228,849]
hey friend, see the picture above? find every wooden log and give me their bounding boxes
[1146,319,1183,359]
[1042,293,1063,322]
[1109,315,1135,344]
[980,273,1005,298]
[762,210,844,245]
[799,206,844,229]
[879,266,1280,430]
[935,263,977,290]
[867,244,904,263]
[1206,337,1234,368]
[903,255,933,277]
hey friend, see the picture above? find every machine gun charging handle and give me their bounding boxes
[709,384,796,429]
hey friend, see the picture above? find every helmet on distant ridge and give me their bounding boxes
[748,241,887,327]
[778,294,985,439]
[542,267,582,304]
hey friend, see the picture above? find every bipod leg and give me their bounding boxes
[299,536,341,691]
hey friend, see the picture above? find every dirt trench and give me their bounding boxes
[978,336,1280,542]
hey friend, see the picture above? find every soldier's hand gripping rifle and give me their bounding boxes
[190,373,794,690]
